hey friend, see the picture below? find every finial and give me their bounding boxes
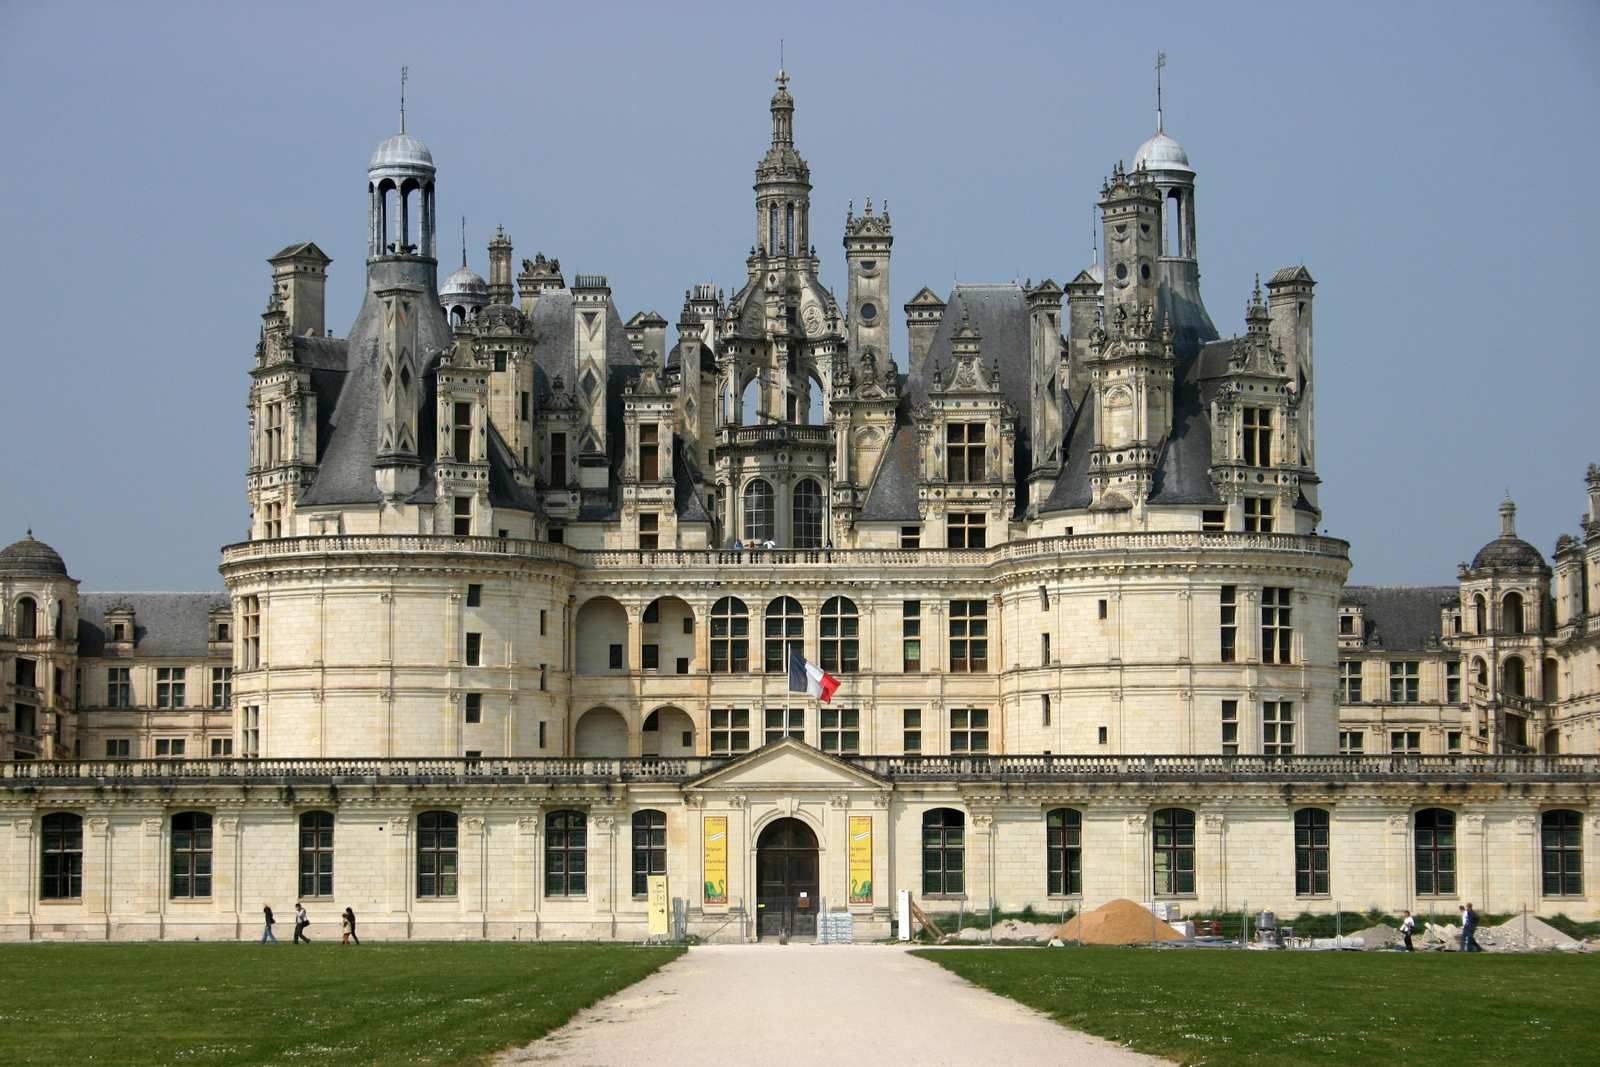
[1091,206,1099,266]
[1499,494,1517,538]
[776,39,789,91]
[1155,51,1166,133]
[25,528,33,539]
[400,65,408,134]
[1253,272,1261,302]
[460,215,467,269]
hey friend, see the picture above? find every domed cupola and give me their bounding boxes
[441,257,489,330]
[367,73,437,261]
[0,530,69,579]
[1133,129,1192,174]
[1469,497,1551,575]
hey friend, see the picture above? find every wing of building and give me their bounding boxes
[3,73,1598,938]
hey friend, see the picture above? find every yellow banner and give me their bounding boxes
[647,874,670,936]
[703,816,728,904]
[849,815,873,904]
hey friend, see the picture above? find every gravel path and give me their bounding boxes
[497,943,1161,1066]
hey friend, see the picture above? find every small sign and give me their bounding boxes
[647,875,670,937]
[798,891,810,909]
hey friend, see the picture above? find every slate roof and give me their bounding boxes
[673,439,711,522]
[1340,585,1459,652]
[76,592,228,659]
[858,410,921,522]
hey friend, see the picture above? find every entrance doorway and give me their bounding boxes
[757,818,819,939]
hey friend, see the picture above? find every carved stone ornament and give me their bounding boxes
[464,816,486,833]
[516,816,540,834]
[1512,815,1536,834]
[971,812,994,830]
[1124,814,1147,832]
[1461,813,1486,833]
[591,814,615,831]
[1203,813,1226,832]
[219,817,240,834]
[12,817,31,836]
[1386,814,1407,833]
[143,817,163,835]
[88,816,110,836]
[728,794,748,809]
[388,815,410,833]
[829,794,850,809]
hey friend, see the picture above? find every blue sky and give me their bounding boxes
[1,0,1595,589]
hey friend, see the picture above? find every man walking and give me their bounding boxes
[261,904,277,944]
[294,902,311,944]
[1461,903,1482,952]
[1399,910,1415,952]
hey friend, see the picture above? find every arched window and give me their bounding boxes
[1473,594,1487,634]
[793,479,824,549]
[40,813,82,900]
[1543,658,1560,702]
[1502,592,1525,635]
[768,203,778,255]
[545,810,587,897]
[1152,808,1196,896]
[764,596,803,673]
[1542,810,1582,897]
[631,809,667,898]
[785,203,795,255]
[1503,656,1526,697]
[416,811,458,898]
[1471,656,1488,687]
[16,596,36,639]
[820,596,859,673]
[1294,808,1330,896]
[710,597,749,673]
[1046,808,1082,896]
[922,808,965,896]
[1414,808,1456,896]
[170,812,213,899]
[743,479,775,543]
[298,811,334,898]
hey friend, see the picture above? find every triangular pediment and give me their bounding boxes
[687,737,888,792]
[906,286,945,306]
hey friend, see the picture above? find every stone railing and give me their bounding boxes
[6,752,1597,787]
[718,424,831,448]
[222,535,580,567]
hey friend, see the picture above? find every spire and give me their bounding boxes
[459,215,467,268]
[770,63,795,147]
[399,65,408,134]
[1499,494,1517,538]
[1155,51,1166,133]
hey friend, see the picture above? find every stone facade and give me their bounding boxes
[3,72,1599,936]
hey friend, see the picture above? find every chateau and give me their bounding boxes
[3,73,1597,940]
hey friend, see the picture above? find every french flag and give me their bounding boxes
[788,648,841,703]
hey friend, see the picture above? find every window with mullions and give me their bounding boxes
[945,423,986,482]
[416,811,458,898]
[631,809,667,898]
[1389,661,1420,703]
[1220,699,1239,755]
[1339,661,1363,703]
[710,597,749,673]
[903,709,922,754]
[946,511,987,549]
[949,708,989,753]
[1541,809,1583,897]
[1414,808,1456,895]
[1219,585,1237,662]
[1152,808,1195,896]
[793,479,824,548]
[1242,407,1273,466]
[107,666,131,708]
[743,479,775,543]
[170,812,213,899]
[709,708,750,755]
[1261,587,1293,664]
[820,708,859,754]
[40,813,83,900]
[1262,701,1295,755]
[211,667,232,708]
[922,808,965,895]
[949,600,988,672]
[298,811,334,898]
[1338,730,1364,755]
[1244,496,1275,533]
[902,600,922,671]
[156,668,186,709]
[545,810,587,897]
[1294,808,1330,896]
[1446,660,1461,704]
[764,597,803,673]
[820,597,859,673]
[765,706,804,745]
[1046,808,1082,896]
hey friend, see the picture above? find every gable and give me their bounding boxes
[687,738,887,792]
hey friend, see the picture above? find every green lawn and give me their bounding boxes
[0,941,682,1066]
[916,945,1600,1066]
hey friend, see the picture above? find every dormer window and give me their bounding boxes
[113,623,126,642]
[1242,408,1272,466]
[1339,614,1355,636]
[946,423,986,482]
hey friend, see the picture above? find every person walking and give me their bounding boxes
[261,904,277,944]
[1461,903,1482,952]
[294,902,311,944]
[1399,910,1415,952]
[342,907,360,945]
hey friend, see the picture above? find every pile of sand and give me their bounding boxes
[1056,899,1184,945]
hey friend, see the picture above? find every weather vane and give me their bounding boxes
[400,65,408,134]
[1155,51,1166,132]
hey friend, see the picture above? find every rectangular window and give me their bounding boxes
[638,512,659,551]
[465,632,482,666]
[1039,586,1050,610]
[107,667,131,708]
[1042,694,1052,727]
[1339,661,1363,703]
[608,643,623,670]
[1338,730,1364,755]
[156,668,186,709]
[949,708,989,753]
[642,643,660,671]
[494,351,507,372]
[903,709,922,754]
[210,737,233,757]
[1339,613,1355,635]
[1389,730,1422,755]
[263,501,283,539]
[1047,809,1083,896]
[900,525,921,549]
[242,706,260,757]
[1446,730,1462,753]
[549,432,568,486]
[1262,700,1295,755]
[948,600,988,673]
[638,423,659,481]
[1041,632,1052,665]
[453,402,473,461]
[1294,809,1330,896]
[539,663,547,691]
[1097,725,1108,745]
[1221,699,1239,755]
[264,400,284,465]
[105,738,131,759]
[819,708,859,754]
[466,583,482,607]
[1202,508,1226,532]
[1446,661,1461,704]
[519,390,530,421]
[1389,661,1420,703]
[241,596,262,670]
[210,667,232,708]
[946,512,987,549]
[538,720,546,749]
[710,708,750,756]
[453,495,473,536]
[1261,587,1293,664]
[15,658,36,689]
[1244,496,1275,533]
[1242,407,1273,467]
[465,692,482,724]
[155,738,186,757]
[540,609,547,636]
[945,422,986,482]
[902,600,922,672]
[1220,585,1237,663]
[764,706,804,745]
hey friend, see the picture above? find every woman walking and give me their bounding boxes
[342,906,360,945]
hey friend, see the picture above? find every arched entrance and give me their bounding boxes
[757,818,819,940]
